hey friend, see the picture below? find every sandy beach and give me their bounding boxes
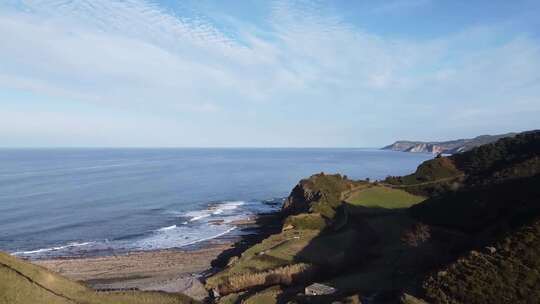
[33,241,234,301]
[27,214,280,302]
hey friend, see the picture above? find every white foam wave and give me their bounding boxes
[180,201,245,222]
[134,224,236,251]
[157,225,177,231]
[12,200,254,258]
[180,226,236,247]
[212,201,245,215]
[185,211,212,222]
[12,241,94,256]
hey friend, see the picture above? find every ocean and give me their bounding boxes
[0,148,431,259]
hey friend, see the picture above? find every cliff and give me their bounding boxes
[206,130,540,304]
[281,173,357,217]
[382,132,517,154]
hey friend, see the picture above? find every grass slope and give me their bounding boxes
[345,186,425,209]
[208,175,379,296]
[209,131,540,304]
[423,218,540,304]
[0,252,198,304]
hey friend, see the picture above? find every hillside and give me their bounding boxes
[422,218,540,304]
[206,130,540,303]
[4,131,538,304]
[382,132,516,154]
[0,252,198,304]
[206,173,434,303]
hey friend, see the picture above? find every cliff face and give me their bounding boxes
[382,132,517,154]
[405,143,445,154]
[281,180,322,216]
[281,173,356,218]
[207,130,540,304]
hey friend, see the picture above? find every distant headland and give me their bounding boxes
[382,132,517,154]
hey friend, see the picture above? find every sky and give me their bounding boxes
[1,0,539,147]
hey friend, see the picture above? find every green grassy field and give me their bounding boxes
[345,186,425,209]
[0,252,198,304]
[206,224,367,296]
[206,229,319,290]
[325,213,416,291]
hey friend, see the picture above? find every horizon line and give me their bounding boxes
[0,146,384,150]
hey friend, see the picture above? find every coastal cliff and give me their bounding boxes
[281,173,357,216]
[206,130,540,304]
[382,132,516,154]
[4,131,539,304]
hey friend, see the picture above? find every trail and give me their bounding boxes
[340,175,464,201]
[381,175,464,188]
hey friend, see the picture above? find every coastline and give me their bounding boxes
[31,212,282,301]
[34,241,232,300]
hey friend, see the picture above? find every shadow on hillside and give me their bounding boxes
[277,203,469,303]
[210,212,285,270]
[410,174,540,235]
[208,174,540,303]
[285,174,540,302]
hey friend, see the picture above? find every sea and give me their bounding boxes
[0,148,431,259]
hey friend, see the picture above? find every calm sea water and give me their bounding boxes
[0,148,431,259]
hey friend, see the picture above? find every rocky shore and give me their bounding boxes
[31,212,283,302]
[35,243,229,301]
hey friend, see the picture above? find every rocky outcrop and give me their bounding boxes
[281,179,322,216]
[382,132,517,154]
[281,173,355,217]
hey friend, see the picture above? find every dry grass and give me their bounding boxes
[0,252,198,304]
[215,263,316,295]
[242,286,285,304]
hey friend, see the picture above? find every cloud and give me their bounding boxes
[0,0,539,146]
[369,0,431,14]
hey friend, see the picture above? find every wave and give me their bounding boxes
[157,224,177,231]
[12,241,94,256]
[11,199,275,259]
[212,201,245,215]
[133,222,238,251]
[184,210,212,222]
[132,201,249,251]
[181,200,245,222]
[180,226,236,247]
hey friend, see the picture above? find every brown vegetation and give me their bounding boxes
[213,263,317,296]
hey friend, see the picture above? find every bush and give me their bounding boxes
[401,223,431,247]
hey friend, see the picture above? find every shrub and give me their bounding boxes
[401,223,431,247]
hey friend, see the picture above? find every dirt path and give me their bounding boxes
[381,175,464,188]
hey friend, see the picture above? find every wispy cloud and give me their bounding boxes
[0,0,539,146]
[369,0,431,14]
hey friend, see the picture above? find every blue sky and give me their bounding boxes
[1,0,539,147]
